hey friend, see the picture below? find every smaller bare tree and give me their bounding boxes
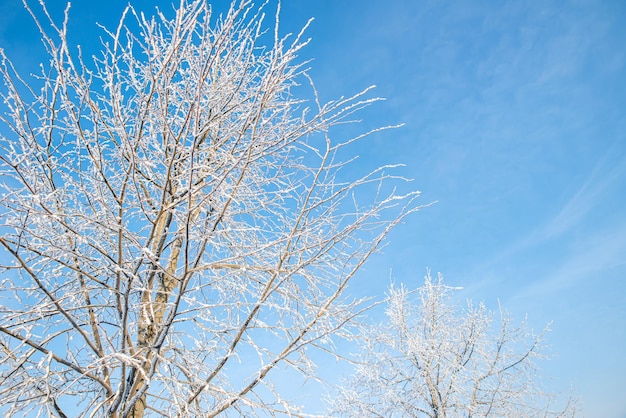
[329,272,578,417]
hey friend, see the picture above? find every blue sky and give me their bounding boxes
[1,0,625,416]
[284,1,626,415]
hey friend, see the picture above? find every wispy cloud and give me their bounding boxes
[464,141,626,296]
[540,142,626,240]
[517,219,626,299]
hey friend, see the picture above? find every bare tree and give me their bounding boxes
[329,273,578,417]
[0,1,419,416]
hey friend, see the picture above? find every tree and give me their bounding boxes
[329,273,578,417]
[0,1,419,416]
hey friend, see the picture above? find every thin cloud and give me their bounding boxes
[541,143,626,240]
[516,220,626,299]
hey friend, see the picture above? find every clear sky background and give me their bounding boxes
[1,0,625,416]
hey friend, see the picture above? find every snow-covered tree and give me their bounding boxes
[0,1,419,416]
[329,273,577,417]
